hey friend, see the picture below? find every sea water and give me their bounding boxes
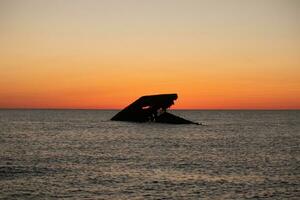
[0,110,299,199]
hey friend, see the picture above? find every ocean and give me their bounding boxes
[0,110,299,199]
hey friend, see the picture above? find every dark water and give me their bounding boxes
[0,110,299,199]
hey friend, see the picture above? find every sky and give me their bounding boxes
[0,0,299,109]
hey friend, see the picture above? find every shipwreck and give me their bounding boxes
[111,93,199,124]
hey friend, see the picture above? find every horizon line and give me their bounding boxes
[0,108,299,111]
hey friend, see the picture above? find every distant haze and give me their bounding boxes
[0,0,299,109]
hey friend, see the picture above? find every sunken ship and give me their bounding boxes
[111,93,198,124]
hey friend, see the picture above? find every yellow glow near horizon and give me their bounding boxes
[0,0,299,109]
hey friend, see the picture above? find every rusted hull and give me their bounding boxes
[111,94,198,124]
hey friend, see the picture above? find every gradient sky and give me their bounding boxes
[0,0,299,109]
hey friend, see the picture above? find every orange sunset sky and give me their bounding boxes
[0,0,299,109]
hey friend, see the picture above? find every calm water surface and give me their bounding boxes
[0,110,299,199]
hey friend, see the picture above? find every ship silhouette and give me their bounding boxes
[111,93,199,124]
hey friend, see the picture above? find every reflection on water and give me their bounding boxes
[0,110,299,199]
